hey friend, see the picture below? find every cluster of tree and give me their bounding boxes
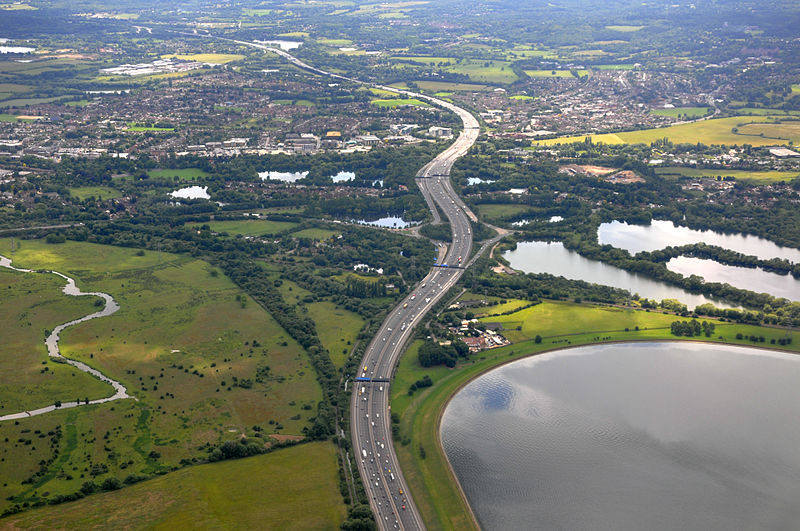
[408,375,433,396]
[640,243,800,278]
[419,222,452,242]
[418,339,469,368]
[670,319,716,337]
[207,438,269,462]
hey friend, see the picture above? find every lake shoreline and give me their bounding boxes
[425,335,800,529]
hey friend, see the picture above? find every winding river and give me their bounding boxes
[0,255,131,422]
[442,342,800,531]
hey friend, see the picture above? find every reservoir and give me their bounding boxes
[441,342,800,531]
[598,219,800,262]
[169,186,209,200]
[503,241,729,308]
[354,216,414,228]
[258,170,308,183]
[667,256,800,301]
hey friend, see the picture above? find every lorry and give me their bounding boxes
[362,449,367,458]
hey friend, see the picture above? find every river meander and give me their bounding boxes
[441,342,800,531]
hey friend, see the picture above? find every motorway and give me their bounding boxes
[235,39,480,530]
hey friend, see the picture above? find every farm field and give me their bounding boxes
[650,106,710,118]
[655,166,800,184]
[67,186,121,201]
[535,116,790,146]
[735,121,800,144]
[191,219,299,237]
[391,300,800,530]
[371,98,431,108]
[605,25,644,31]
[594,64,636,70]
[390,56,518,83]
[0,238,321,513]
[728,107,800,116]
[1,441,347,530]
[306,301,364,368]
[414,80,491,92]
[524,69,577,78]
[148,168,210,180]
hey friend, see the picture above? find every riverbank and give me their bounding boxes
[0,254,130,421]
[390,301,800,529]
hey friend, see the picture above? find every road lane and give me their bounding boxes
[234,40,480,530]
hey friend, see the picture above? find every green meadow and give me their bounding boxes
[306,301,364,368]
[67,186,121,201]
[1,441,347,529]
[191,219,299,237]
[0,238,322,512]
[147,168,210,181]
[655,166,800,184]
[0,268,113,412]
[650,106,711,119]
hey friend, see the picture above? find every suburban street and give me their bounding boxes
[237,39,481,530]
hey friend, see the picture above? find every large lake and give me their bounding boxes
[599,219,800,263]
[667,256,800,301]
[503,241,730,308]
[441,342,800,531]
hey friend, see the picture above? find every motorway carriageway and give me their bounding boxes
[234,39,480,530]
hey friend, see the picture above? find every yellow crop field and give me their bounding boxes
[535,116,796,146]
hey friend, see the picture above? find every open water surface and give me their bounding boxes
[441,342,800,531]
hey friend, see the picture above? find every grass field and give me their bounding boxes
[735,121,800,144]
[480,300,679,342]
[475,203,532,221]
[605,25,644,32]
[127,124,175,132]
[414,81,490,92]
[390,56,518,83]
[292,227,340,240]
[0,268,113,412]
[147,168,210,180]
[162,53,245,64]
[67,186,120,201]
[306,302,364,368]
[371,98,431,108]
[535,116,790,146]
[0,96,63,108]
[655,166,800,184]
[594,64,636,70]
[0,238,321,512]
[729,107,800,116]
[1,441,346,529]
[524,69,574,78]
[191,219,298,237]
[650,106,711,118]
[390,299,800,530]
